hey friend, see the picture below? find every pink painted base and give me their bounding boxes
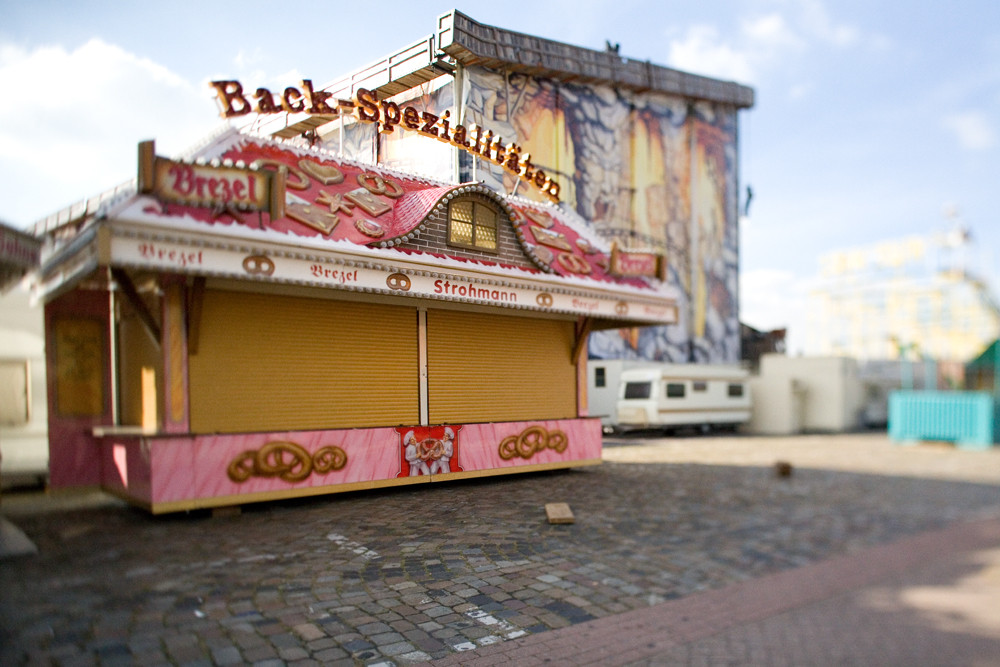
[96,418,601,512]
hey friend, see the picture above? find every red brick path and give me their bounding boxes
[428,517,1000,666]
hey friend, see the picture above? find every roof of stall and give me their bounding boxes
[32,128,677,327]
[124,128,652,287]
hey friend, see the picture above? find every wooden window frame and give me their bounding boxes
[447,199,499,253]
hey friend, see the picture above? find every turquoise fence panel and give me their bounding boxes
[888,390,997,450]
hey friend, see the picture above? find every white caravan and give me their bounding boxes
[614,364,751,432]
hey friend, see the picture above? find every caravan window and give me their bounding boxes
[594,366,606,388]
[728,383,744,397]
[665,382,685,398]
[623,382,652,399]
[692,381,707,392]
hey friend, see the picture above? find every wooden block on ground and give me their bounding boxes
[545,502,575,524]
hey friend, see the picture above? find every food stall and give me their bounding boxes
[34,129,674,512]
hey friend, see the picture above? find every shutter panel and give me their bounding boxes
[117,305,162,427]
[426,309,576,424]
[189,290,418,433]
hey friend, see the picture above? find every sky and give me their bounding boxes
[2,0,999,353]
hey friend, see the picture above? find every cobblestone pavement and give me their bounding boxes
[2,432,999,666]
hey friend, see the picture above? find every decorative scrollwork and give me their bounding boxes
[227,441,348,484]
[498,425,569,461]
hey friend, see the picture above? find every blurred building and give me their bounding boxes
[804,227,1000,365]
[740,323,786,371]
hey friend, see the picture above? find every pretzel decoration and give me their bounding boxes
[357,172,404,198]
[386,273,411,291]
[227,441,348,483]
[498,425,568,461]
[420,438,445,461]
[556,252,593,274]
[243,255,275,276]
[355,218,385,238]
[250,158,309,190]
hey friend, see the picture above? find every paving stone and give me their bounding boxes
[210,646,243,665]
[240,645,278,662]
[277,646,310,661]
[312,646,349,661]
[379,640,417,656]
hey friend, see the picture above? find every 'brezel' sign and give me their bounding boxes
[210,80,561,204]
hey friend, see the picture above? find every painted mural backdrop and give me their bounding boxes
[324,66,740,363]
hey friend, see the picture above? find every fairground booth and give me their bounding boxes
[31,10,752,513]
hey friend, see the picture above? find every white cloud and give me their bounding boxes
[667,24,756,83]
[942,111,997,151]
[664,0,874,86]
[0,39,220,227]
[796,0,859,47]
[787,82,813,100]
[742,13,803,51]
[664,11,808,83]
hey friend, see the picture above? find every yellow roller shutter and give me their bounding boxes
[116,303,162,428]
[426,309,576,424]
[189,289,418,433]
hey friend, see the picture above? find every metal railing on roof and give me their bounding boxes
[31,179,136,237]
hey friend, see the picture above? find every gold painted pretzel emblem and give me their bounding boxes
[227,441,348,484]
[357,172,404,198]
[498,425,568,461]
[243,255,275,276]
[556,252,592,274]
[386,273,412,291]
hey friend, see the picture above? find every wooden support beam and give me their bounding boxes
[111,268,161,345]
[572,317,593,365]
[187,277,206,355]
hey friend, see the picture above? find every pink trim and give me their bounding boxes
[97,418,601,508]
[45,290,114,488]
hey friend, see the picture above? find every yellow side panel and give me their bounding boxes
[117,306,162,427]
[189,290,418,433]
[53,318,106,418]
[426,309,576,424]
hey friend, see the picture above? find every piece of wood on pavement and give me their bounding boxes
[545,502,575,524]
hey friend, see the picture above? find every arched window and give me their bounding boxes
[448,199,498,252]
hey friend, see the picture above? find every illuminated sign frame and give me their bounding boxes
[609,242,667,280]
[137,140,285,219]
